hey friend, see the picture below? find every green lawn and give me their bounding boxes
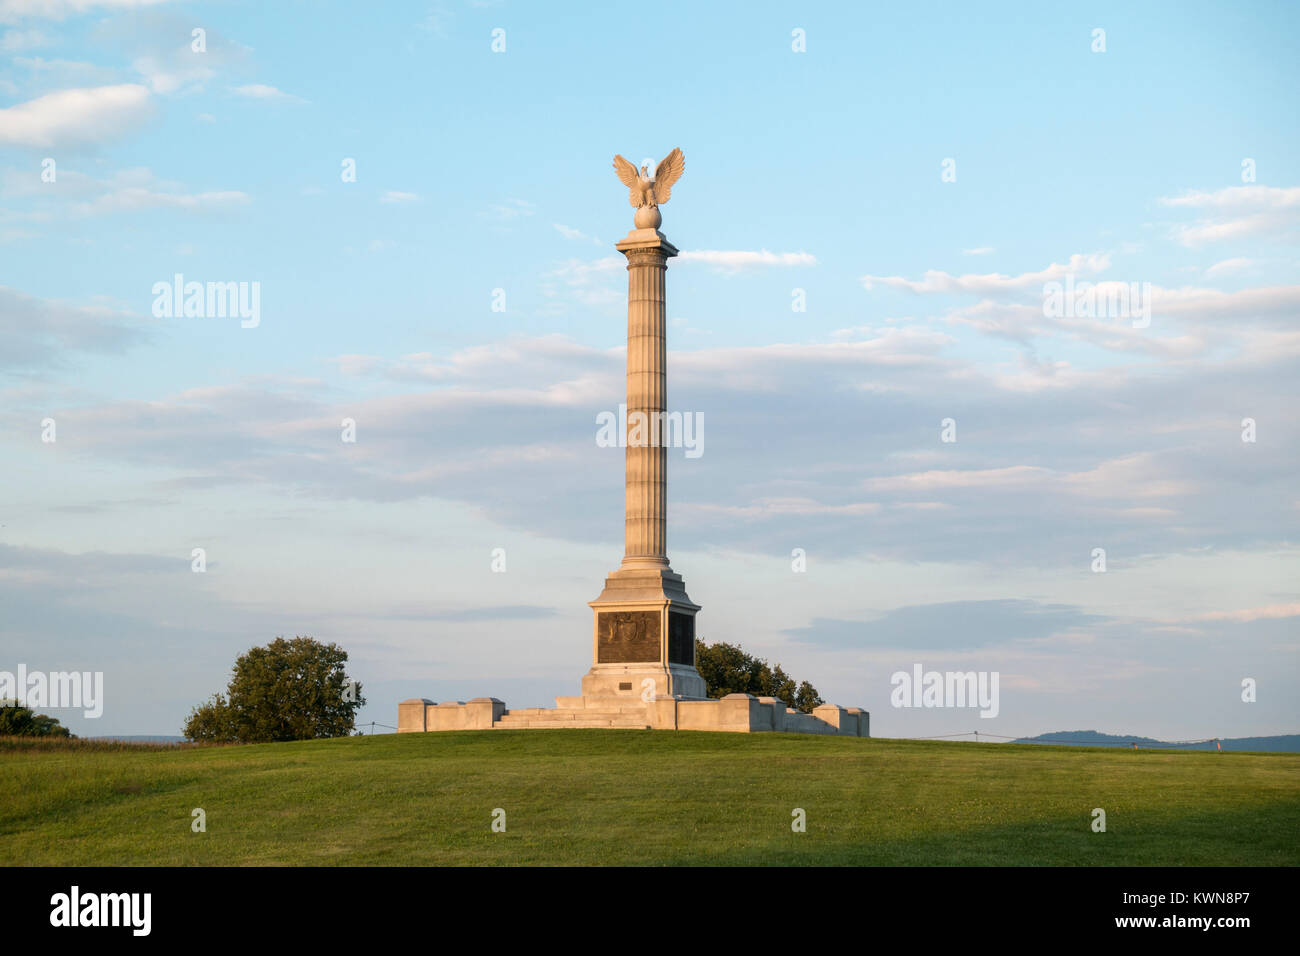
[3,731,1297,865]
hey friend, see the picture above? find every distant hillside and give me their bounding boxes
[1013,730,1300,753]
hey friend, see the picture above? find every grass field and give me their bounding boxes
[3,731,1297,866]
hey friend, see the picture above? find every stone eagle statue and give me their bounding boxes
[612,148,685,208]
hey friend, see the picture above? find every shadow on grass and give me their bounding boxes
[650,801,1300,866]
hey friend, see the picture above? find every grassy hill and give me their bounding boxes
[3,731,1297,866]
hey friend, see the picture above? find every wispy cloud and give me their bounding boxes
[0,0,175,24]
[554,223,603,245]
[3,164,248,218]
[1204,257,1255,277]
[0,83,151,147]
[542,256,624,307]
[862,253,1110,295]
[72,186,250,215]
[1184,603,1300,623]
[419,5,454,36]
[1160,185,1300,246]
[0,27,47,49]
[487,198,534,220]
[678,249,816,272]
[0,284,150,371]
[232,83,307,104]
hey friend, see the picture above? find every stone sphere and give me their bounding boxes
[634,205,662,230]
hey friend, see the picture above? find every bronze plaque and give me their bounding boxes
[668,611,694,665]
[597,611,660,663]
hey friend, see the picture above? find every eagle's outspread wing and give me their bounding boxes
[612,154,641,207]
[651,147,685,205]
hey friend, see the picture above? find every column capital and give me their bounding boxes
[615,228,678,259]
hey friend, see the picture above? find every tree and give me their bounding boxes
[0,701,72,737]
[794,681,823,713]
[693,640,824,713]
[183,636,365,743]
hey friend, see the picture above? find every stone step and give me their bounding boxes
[496,712,639,724]
[499,707,645,718]
[494,719,651,729]
[555,696,655,713]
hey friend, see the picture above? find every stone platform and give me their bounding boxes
[398,694,869,736]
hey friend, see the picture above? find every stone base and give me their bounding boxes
[580,662,707,700]
[398,693,870,736]
[587,564,704,698]
[588,563,696,606]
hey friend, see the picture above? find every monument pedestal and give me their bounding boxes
[584,565,705,701]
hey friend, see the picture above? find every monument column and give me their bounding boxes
[583,148,706,703]
[621,238,673,569]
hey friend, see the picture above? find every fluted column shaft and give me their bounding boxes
[621,245,671,567]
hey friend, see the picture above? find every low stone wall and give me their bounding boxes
[398,693,868,736]
[398,697,505,732]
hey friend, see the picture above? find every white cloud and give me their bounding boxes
[232,83,307,104]
[1174,215,1291,245]
[420,5,454,35]
[11,55,121,87]
[678,249,816,272]
[1186,603,1300,623]
[0,27,46,49]
[862,253,1110,295]
[0,284,149,369]
[380,190,419,204]
[683,497,882,519]
[0,0,173,23]
[134,54,214,94]
[7,322,1297,596]
[72,186,250,215]
[1204,257,1254,277]
[863,240,1299,358]
[864,466,1052,493]
[1160,186,1300,246]
[3,163,248,218]
[0,83,151,147]
[939,296,1206,359]
[1160,185,1300,210]
[961,246,994,255]
[542,255,624,307]
[1059,453,1198,499]
[487,198,534,220]
[554,223,603,245]
[1152,283,1300,322]
[548,256,622,281]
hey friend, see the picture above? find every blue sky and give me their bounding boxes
[1,0,1297,740]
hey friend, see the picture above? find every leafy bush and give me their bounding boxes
[183,636,364,743]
